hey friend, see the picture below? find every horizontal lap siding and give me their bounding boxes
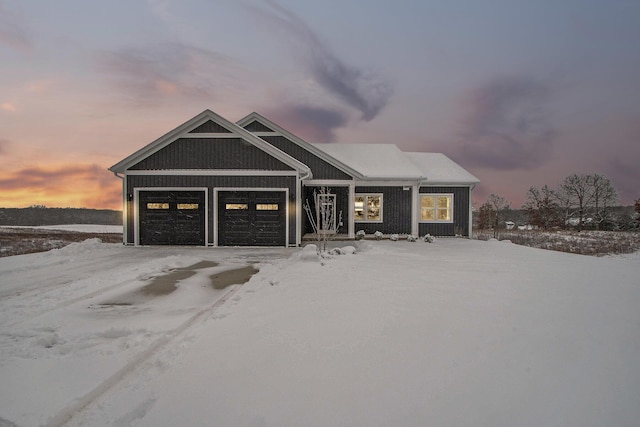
[130,138,294,171]
[260,136,353,180]
[419,186,470,237]
[354,186,412,234]
[126,175,297,245]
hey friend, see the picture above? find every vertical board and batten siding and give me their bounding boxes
[419,186,470,237]
[126,175,297,245]
[189,120,232,133]
[129,138,295,171]
[354,186,413,235]
[302,186,350,234]
[259,136,353,180]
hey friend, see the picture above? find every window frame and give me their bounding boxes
[354,193,383,223]
[419,193,454,223]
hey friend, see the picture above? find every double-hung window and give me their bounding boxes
[420,194,453,222]
[354,194,382,222]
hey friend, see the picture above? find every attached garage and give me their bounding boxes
[138,190,206,246]
[216,190,287,246]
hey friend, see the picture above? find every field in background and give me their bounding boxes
[474,229,640,256]
[0,227,122,257]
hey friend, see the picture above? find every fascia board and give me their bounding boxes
[109,109,311,176]
[237,112,363,179]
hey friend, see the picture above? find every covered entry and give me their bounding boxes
[217,190,287,246]
[138,190,206,245]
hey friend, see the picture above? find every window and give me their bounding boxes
[147,203,169,210]
[256,204,279,211]
[354,194,382,222]
[177,203,199,210]
[226,204,248,210]
[420,194,453,222]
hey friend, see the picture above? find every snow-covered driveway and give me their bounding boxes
[1,238,639,426]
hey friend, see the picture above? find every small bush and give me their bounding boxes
[355,230,366,240]
[407,235,417,242]
[374,231,383,240]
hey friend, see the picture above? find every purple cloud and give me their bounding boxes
[247,0,393,121]
[263,104,349,143]
[453,76,555,170]
[0,1,32,52]
[96,42,235,106]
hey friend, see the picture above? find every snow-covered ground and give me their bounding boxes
[1,238,639,427]
[0,224,122,234]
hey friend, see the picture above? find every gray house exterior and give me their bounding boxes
[109,109,479,247]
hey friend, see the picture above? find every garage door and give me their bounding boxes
[139,191,205,246]
[218,191,286,246]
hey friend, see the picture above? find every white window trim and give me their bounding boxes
[419,193,454,223]
[354,193,383,223]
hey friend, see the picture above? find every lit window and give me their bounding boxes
[420,194,452,222]
[256,204,278,211]
[354,194,382,222]
[226,204,248,210]
[177,203,199,210]
[147,203,169,210]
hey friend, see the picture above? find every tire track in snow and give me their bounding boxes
[44,282,245,427]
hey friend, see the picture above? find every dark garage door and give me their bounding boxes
[139,191,205,246]
[218,191,286,246]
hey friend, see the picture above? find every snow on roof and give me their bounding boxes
[407,152,480,184]
[314,143,479,184]
[315,143,424,179]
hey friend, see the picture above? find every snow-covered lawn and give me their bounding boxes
[1,238,639,426]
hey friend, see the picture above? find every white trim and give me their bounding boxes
[411,184,419,236]
[355,180,421,187]
[236,112,362,179]
[418,193,454,224]
[354,193,384,223]
[178,133,243,138]
[133,187,209,246]
[348,183,355,238]
[110,109,311,176]
[296,178,302,246]
[125,169,298,176]
[468,186,474,238]
[213,187,290,247]
[122,175,128,244]
[304,179,354,186]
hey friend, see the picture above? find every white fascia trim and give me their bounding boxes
[133,187,209,247]
[304,179,355,186]
[213,187,290,247]
[179,133,243,138]
[420,181,479,187]
[355,180,421,187]
[125,169,298,176]
[110,110,311,176]
[237,112,362,179]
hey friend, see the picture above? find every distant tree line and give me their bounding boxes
[0,206,122,226]
[476,173,639,232]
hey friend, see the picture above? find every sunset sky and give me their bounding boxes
[1,0,639,210]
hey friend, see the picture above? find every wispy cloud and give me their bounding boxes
[0,1,32,52]
[247,0,393,121]
[0,138,10,155]
[264,104,349,143]
[96,42,238,106]
[0,164,121,208]
[0,102,16,112]
[452,76,555,170]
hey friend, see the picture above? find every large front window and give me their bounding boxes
[355,194,382,222]
[420,194,453,222]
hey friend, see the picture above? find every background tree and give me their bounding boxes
[558,174,595,231]
[522,185,561,229]
[635,199,640,224]
[590,174,617,230]
[476,202,495,230]
[487,194,511,237]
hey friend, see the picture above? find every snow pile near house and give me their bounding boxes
[1,240,639,426]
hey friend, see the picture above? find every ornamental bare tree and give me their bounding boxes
[590,174,617,230]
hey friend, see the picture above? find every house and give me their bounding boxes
[109,109,479,246]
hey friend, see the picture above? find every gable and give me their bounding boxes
[129,138,295,171]
[110,110,310,175]
[242,120,275,133]
[189,120,232,133]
